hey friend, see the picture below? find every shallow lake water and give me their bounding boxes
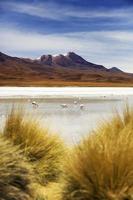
[0,87,133,145]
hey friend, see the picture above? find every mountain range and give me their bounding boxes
[0,51,133,86]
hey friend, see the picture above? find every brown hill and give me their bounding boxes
[0,51,133,86]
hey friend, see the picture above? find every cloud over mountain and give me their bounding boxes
[0,0,133,72]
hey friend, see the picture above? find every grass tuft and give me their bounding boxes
[0,135,35,200]
[61,107,133,200]
[3,108,65,186]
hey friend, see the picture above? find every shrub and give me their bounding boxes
[61,107,133,200]
[0,135,35,200]
[3,108,65,186]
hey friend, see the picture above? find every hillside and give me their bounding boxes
[0,51,133,86]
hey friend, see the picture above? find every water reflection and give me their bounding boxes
[0,96,132,145]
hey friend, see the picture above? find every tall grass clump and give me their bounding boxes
[0,135,35,200]
[3,108,65,186]
[61,107,133,200]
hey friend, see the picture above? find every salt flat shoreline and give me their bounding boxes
[0,87,133,99]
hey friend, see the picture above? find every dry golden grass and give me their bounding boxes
[3,107,65,186]
[36,196,46,200]
[61,107,133,200]
[4,105,133,200]
[34,182,62,200]
[0,135,35,200]
[1,80,133,87]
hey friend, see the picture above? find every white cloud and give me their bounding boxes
[1,2,62,20]
[103,31,133,42]
[1,1,133,21]
[0,25,133,73]
[0,28,84,51]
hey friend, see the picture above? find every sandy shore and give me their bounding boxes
[0,87,133,99]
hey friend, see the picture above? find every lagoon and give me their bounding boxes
[0,87,133,145]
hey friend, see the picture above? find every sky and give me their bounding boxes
[0,0,133,72]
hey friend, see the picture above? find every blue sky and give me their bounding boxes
[0,0,133,72]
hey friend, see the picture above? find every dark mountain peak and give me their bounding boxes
[67,52,77,57]
[0,52,11,62]
[0,53,5,62]
[39,54,52,65]
[66,52,88,65]
[40,54,52,60]
[52,54,71,67]
[0,52,7,56]
[0,52,9,58]
[0,52,4,56]
[34,52,105,69]
[53,54,65,60]
[53,54,66,60]
[109,67,123,73]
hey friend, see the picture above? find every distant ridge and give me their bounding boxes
[0,51,133,86]
[34,52,107,70]
[109,67,123,73]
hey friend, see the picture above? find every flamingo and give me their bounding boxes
[32,101,38,108]
[80,104,84,110]
[61,104,68,108]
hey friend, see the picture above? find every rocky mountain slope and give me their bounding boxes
[0,51,132,86]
